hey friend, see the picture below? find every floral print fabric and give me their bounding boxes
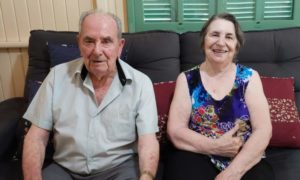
[185,64,253,170]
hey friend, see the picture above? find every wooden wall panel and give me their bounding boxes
[96,0,108,11]
[0,49,14,99]
[0,77,4,100]
[66,0,80,31]
[116,0,127,32]
[40,0,56,30]
[95,0,126,32]
[1,0,18,41]
[107,0,116,13]
[13,0,31,41]
[79,0,94,13]
[0,0,128,102]
[0,6,6,41]
[26,0,43,30]
[8,49,25,97]
[52,0,68,31]
[0,50,6,100]
[0,47,27,102]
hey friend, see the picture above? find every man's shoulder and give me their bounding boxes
[47,58,83,84]
[52,58,82,70]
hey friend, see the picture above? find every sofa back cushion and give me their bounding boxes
[48,43,81,68]
[179,31,204,71]
[239,28,300,113]
[261,76,300,148]
[25,30,78,103]
[122,31,180,83]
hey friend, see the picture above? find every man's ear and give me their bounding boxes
[76,34,80,43]
[118,38,125,56]
[119,38,125,47]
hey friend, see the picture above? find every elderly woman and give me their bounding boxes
[165,13,274,180]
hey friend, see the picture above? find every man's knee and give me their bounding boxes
[42,163,72,180]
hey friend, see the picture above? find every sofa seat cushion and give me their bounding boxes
[0,160,22,179]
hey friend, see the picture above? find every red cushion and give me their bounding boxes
[153,81,176,143]
[261,76,300,147]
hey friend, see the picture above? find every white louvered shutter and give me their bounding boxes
[182,0,211,22]
[225,0,256,20]
[142,0,175,22]
[263,0,293,20]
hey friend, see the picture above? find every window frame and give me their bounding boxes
[127,0,300,33]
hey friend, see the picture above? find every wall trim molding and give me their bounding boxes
[0,42,28,48]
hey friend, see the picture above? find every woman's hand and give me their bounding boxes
[215,167,242,180]
[212,124,243,157]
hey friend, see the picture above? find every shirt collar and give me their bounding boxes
[76,58,130,86]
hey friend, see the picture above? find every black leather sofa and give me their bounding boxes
[1,28,300,179]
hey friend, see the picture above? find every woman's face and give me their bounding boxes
[204,19,238,64]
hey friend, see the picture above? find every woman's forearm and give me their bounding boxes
[225,128,272,177]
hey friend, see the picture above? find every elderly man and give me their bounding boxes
[22,10,159,180]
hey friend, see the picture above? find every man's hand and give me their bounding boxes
[140,170,154,180]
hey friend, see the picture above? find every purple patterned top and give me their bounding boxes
[185,64,253,170]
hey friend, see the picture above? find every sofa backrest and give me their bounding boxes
[239,28,300,114]
[25,30,78,103]
[122,31,180,83]
[26,28,300,124]
[179,27,300,113]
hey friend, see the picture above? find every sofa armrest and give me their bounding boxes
[0,97,26,160]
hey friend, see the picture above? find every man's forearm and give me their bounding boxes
[138,134,159,180]
[22,125,49,180]
[23,135,46,180]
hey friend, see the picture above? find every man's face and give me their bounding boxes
[78,14,125,79]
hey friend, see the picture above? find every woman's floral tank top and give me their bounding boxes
[184,63,253,171]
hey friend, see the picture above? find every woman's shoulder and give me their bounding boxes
[184,65,199,73]
[236,63,253,72]
[183,65,200,78]
[182,65,201,82]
